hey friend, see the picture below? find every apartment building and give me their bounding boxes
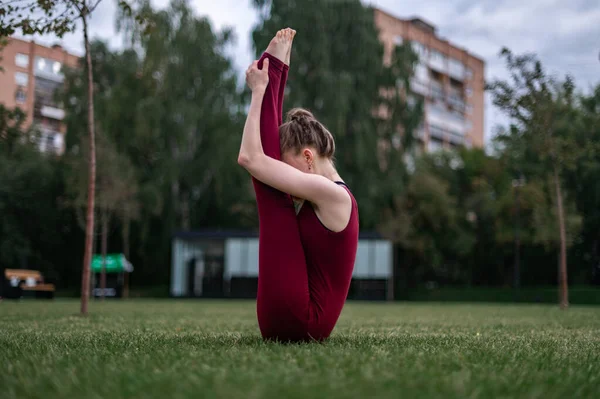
[0,37,79,154]
[374,8,485,151]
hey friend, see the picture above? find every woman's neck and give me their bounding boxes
[316,160,342,182]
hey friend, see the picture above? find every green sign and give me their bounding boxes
[91,254,133,273]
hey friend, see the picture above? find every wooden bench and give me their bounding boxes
[2,269,55,299]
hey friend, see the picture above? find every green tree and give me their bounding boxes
[61,0,247,285]
[563,85,600,284]
[380,151,476,294]
[131,0,248,232]
[488,48,583,308]
[66,129,139,299]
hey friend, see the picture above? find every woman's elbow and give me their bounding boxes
[238,153,264,175]
[237,153,254,170]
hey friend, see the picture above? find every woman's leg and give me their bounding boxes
[252,32,312,341]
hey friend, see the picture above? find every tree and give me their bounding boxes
[380,151,476,293]
[66,129,139,299]
[60,1,247,286]
[1,0,146,314]
[563,85,600,284]
[130,0,248,234]
[251,0,423,229]
[488,48,583,308]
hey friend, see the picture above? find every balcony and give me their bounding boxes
[429,124,445,140]
[426,124,465,149]
[428,52,446,73]
[431,84,444,102]
[448,95,466,113]
[448,59,465,81]
[37,127,64,155]
[40,105,65,121]
[34,57,64,83]
[410,78,429,97]
[448,130,464,145]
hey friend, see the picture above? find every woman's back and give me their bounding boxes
[297,183,359,338]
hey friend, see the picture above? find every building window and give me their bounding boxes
[429,123,445,140]
[411,41,428,58]
[431,50,446,64]
[449,58,464,78]
[431,83,444,101]
[38,130,59,153]
[450,110,465,122]
[34,57,64,82]
[37,58,46,71]
[15,53,29,68]
[466,87,473,97]
[15,72,29,86]
[449,58,463,69]
[394,36,403,45]
[466,68,473,79]
[15,89,26,104]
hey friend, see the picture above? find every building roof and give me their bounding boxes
[173,230,385,240]
[7,36,81,58]
[409,17,437,34]
[373,7,485,65]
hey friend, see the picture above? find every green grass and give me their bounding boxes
[1,300,599,399]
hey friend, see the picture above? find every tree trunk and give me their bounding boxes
[181,194,190,231]
[80,10,96,316]
[122,214,130,299]
[553,166,568,309]
[101,209,109,301]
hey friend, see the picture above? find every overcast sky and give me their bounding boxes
[20,0,600,146]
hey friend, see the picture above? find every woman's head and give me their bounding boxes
[279,108,335,174]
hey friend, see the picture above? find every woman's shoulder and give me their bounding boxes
[334,181,357,206]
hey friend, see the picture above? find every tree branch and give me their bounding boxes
[89,0,104,13]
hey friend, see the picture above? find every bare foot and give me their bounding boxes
[265,28,293,65]
[284,28,296,66]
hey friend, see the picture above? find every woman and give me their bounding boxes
[238,28,359,342]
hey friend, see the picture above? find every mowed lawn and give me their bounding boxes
[1,300,599,399]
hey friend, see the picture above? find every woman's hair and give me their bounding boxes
[279,108,335,159]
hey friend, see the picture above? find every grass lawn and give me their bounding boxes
[1,300,599,398]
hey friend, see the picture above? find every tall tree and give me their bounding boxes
[61,1,247,285]
[488,48,582,308]
[66,127,139,299]
[380,151,476,292]
[131,0,248,233]
[563,85,600,284]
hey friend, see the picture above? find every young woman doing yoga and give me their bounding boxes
[238,28,359,342]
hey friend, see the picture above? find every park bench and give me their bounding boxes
[2,269,55,299]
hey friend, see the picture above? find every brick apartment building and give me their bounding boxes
[374,8,485,151]
[0,37,79,155]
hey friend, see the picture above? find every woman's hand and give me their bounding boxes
[245,58,269,93]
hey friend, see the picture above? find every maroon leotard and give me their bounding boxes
[252,52,359,342]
